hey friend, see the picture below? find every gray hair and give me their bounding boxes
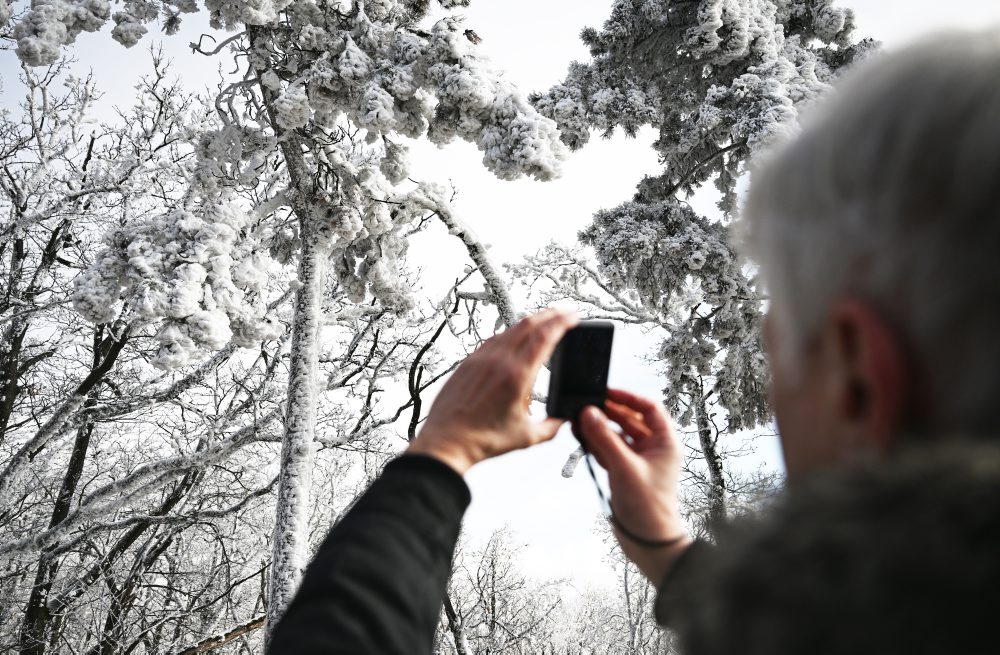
[744,30,1000,435]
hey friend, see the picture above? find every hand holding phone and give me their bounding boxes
[546,321,614,420]
[408,308,576,473]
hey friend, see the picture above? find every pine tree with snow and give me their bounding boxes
[527,0,874,535]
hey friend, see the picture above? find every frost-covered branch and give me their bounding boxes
[0,324,131,503]
[413,183,519,328]
[0,409,281,557]
[175,615,266,654]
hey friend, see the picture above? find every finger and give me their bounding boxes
[606,388,671,445]
[572,420,608,469]
[468,332,503,359]
[603,401,653,442]
[472,310,554,359]
[463,309,543,371]
[516,309,578,370]
[578,406,636,474]
[529,417,564,444]
[474,310,559,366]
[504,308,563,347]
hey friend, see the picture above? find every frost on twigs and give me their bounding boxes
[276,10,568,182]
[12,0,110,66]
[519,0,871,435]
[15,0,571,634]
[274,84,312,131]
[561,446,585,478]
[73,200,281,369]
[581,199,767,431]
[531,0,875,211]
[12,0,569,183]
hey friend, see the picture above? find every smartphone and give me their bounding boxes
[546,321,614,420]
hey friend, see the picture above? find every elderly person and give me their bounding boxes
[268,31,1000,654]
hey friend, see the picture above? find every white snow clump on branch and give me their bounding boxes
[13,0,110,66]
[73,200,280,369]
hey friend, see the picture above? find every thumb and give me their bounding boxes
[578,406,636,474]
[530,417,565,444]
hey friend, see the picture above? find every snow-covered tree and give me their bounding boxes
[0,43,524,652]
[438,528,565,655]
[523,0,874,535]
[513,240,770,537]
[0,56,263,654]
[8,0,569,635]
[533,0,875,207]
[542,522,676,655]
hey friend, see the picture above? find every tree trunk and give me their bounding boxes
[265,214,324,640]
[0,233,27,446]
[18,418,96,655]
[443,594,470,655]
[19,327,119,655]
[243,26,327,639]
[0,321,27,445]
[694,389,727,539]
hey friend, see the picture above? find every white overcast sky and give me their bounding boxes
[3,0,1000,591]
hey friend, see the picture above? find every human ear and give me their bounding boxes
[828,299,912,451]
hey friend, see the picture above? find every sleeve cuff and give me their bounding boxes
[385,453,472,507]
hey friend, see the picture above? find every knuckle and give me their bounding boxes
[540,319,564,336]
[527,329,548,352]
[519,313,543,330]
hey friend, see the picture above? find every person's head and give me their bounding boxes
[744,30,1000,479]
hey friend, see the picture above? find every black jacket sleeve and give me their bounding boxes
[654,539,716,627]
[268,454,471,654]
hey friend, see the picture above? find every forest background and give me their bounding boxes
[2,0,999,653]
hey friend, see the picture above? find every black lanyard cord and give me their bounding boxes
[582,451,686,550]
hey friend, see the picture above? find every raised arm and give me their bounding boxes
[268,454,470,653]
[268,309,578,653]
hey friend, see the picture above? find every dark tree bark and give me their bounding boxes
[174,616,265,654]
[695,387,727,539]
[443,594,469,655]
[19,327,128,655]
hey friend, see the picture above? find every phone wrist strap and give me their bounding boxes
[583,452,685,549]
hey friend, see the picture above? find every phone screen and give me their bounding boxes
[547,321,614,419]
[560,327,613,395]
